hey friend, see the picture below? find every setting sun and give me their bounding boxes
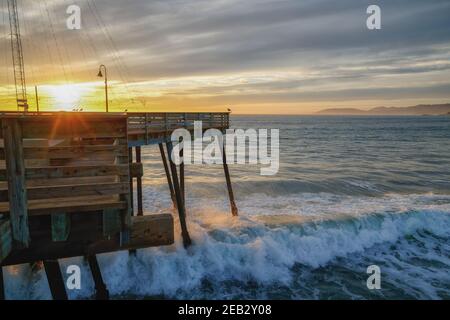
[40,84,93,111]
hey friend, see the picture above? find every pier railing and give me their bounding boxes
[126,112,230,146]
[0,112,230,146]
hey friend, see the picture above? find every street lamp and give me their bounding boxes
[97,64,109,112]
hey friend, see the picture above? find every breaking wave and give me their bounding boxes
[4,192,450,300]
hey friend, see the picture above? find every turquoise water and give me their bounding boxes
[4,116,450,299]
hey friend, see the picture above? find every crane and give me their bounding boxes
[7,0,28,112]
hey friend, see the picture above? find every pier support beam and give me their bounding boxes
[2,119,30,247]
[159,143,177,209]
[180,148,185,204]
[43,260,68,300]
[0,267,4,300]
[222,145,239,216]
[135,147,144,216]
[88,255,109,300]
[166,142,192,248]
[129,148,134,216]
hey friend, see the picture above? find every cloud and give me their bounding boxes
[0,0,450,112]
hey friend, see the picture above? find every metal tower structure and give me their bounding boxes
[7,0,28,112]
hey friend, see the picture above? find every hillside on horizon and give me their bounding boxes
[317,104,450,115]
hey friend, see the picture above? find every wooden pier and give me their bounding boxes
[0,111,235,300]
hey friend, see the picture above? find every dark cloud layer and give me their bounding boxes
[1,0,450,112]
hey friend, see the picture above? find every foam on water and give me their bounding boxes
[4,191,450,300]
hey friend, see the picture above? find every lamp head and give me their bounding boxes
[97,69,103,78]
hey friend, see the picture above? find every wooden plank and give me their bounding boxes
[20,120,126,139]
[47,159,123,167]
[103,209,121,238]
[24,145,125,159]
[0,145,126,160]
[126,214,174,250]
[71,137,119,146]
[26,176,117,188]
[51,213,71,242]
[1,119,29,247]
[0,219,12,263]
[1,214,174,266]
[0,113,127,120]
[16,164,128,180]
[30,200,126,216]
[0,196,126,215]
[0,182,129,202]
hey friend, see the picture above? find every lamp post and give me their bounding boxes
[97,64,109,112]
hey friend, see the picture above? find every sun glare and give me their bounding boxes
[42,84,91,111]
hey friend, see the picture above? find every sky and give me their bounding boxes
[0,0,450,114]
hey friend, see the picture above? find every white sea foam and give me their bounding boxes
[3,191,450,299]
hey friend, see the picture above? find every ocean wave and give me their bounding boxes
[3,192,450,299]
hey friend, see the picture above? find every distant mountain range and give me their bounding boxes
[317,104,450,115]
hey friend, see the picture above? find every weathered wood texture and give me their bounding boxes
[1,213,174,266]
[0,111,230,147]
[103,208,121,238]
[0,114,131,250]
[0,266,4,300]
[127,214,174,248]
[0,111,230,265]
[159,143,177,209]
[0,219,12,262]
[128,147,134,217]
[166,142,191,248]
[51,213,70,242]
[222,145,239,217]
[1,119,29,247]
[135,147,143,216]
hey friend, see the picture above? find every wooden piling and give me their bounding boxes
[129,148,134,216]
[103,208,122,238]
[51,213,71,242]
[87,255,109,300]
[159,143,177,209]
[222,145,239,216]
[1,119,30,247]
[135,146,144,216]
[0,266,4,300]
[0,219,12,263]
[180,148,185,204]
[43,260,68,300]
[166,142,192,248]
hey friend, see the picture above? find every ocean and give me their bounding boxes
[4,115,450,299]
